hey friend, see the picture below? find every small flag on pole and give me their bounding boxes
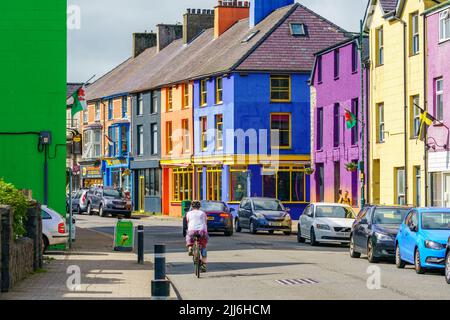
[71,85,87,117]
[345,109,357,129]
[417,111,436,141]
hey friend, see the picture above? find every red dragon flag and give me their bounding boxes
[71,85,87,117]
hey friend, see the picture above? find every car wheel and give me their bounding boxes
[42,235,49,253]
[395,244,406,269]
[445,251,450,285]
[235,219,242,233]
[367,238,378,263]
[415,249,425,275]
[87,203,93,216]
[99,204,105,217]
[284,231,291,236]
[310,227,318,246]
[77,205,82,215]
[249,221,257,234]
[349,235,361,258]
[297,225,305,243]
[268,230,274,235]
[224,229,233,237]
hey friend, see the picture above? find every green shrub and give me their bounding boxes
[0,179,28,238]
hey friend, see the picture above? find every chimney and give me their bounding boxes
[250,0,294,27]
[183,8,214,44]
[132,32,157,58]
[214,1,250,39]
[156,24,183,52]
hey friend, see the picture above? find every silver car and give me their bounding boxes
[41,206,69,251]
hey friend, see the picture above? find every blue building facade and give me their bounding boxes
[192,72,311,220]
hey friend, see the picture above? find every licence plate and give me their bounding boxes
[271,222,282,227]
[336,232,348,237]
[116,205,125,209]
[207,217,214,221]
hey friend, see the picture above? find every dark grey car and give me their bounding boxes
[86,187,132,218]
[236,197,292,235]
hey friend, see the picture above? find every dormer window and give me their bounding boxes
[290,23,307,36]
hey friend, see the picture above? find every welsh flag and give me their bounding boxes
[71,85,87,117]
[345,109,357,129]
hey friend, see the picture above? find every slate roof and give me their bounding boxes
[379,0,398,13]
[86,3,350,101]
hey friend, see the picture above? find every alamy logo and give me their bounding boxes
[366,265,381,290]
[67,5,81,30]
[66,265,81,291]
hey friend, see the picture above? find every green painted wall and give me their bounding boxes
[0,1,66,215]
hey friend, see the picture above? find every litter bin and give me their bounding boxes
[181,200,191,238]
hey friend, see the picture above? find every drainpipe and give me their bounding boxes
[423,12,428,207]
[394,16,408,205]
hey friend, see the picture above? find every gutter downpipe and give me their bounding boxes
[393,15,408,205]
[423,12,429,207]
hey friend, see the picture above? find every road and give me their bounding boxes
[76,214,450,300]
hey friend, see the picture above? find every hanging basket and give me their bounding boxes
[305,167,315,175]
[345,162,358,172]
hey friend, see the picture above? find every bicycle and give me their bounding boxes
[192,234,203,278]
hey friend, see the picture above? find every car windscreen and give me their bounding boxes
[315,206,355,219]
[372,208,409,225]
[253,199,283,211]
[201,202,227,212]
[422,212,450,230]
[103,189,122,198]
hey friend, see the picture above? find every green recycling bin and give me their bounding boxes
[181,200,192,218]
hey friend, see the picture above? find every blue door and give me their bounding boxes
[403,211,419,263]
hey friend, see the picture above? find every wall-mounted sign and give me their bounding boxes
[81,165,102,179]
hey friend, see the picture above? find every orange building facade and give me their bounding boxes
[160,82,196,216]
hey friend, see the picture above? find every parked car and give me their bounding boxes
[66,189,89,214]
[298,203,356,246]
[395,208,450,274]
[350,205,411,262]
[236,198,291,235]
[446,237,450,284]
[183,201,235,237]
[41,206,69,251]
[86,186,132,218]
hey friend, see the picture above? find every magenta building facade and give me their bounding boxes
[310,37,369,207]
[426,3,450,207]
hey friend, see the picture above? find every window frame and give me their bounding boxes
[200,116,208,151]
[108,99,113,120]
[439,10,450,42]
[183,83,190,109]
[436,78,444,121]
[333,103,340,148]
[137,125,144,156]
[172,167,193,203]
[229,166,248,203]
[351,98,359,145]
[151,91,158,114]
[376,26,384,66]
[411,12,420,56]
[395,167,406,205]
[270,113,292,150]
[317,56,323,83]
[206,166,222,201]
[166,121,173,155]
[289,23,307,36]
[182,118,190,153]
[215,77,223,105]
[166,87,173,112]
[270,75,291,103]
[334,49,340,79]
[411,95,421,138]
[150,123,158,156]
[261,166,307,204]
[317,107,324,150]
[352,42,358,73]
[94,101,100,121]
[200,79,207,107]
[377,103,385,143]
[215,114,223,151]
[121,96,128,119]
[137,93,144,116]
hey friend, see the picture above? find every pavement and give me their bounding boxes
[0,224,177,300]
[3,214,450,300]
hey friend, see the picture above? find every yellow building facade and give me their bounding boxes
[365,0,436,206]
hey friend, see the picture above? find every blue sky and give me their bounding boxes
[68,0,368,82]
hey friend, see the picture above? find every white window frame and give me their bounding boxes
[83,129,102,159]
[439,10,450,42]
[138,94,144,116]
[412,13,419,55]
[397,168,406,205]
[151,123,158,155]
[137,125,144,156]
[377,27,384,66]
[378,104,385,143]
[412,96,420,138]
[436,78,444,121]
[95,102,100,121]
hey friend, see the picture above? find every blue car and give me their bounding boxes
[395,208,450,274]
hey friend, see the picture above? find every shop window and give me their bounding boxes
[262,166,306,203]
[206,166,222,201]
[230,167,248,202]
[172,168,193,202]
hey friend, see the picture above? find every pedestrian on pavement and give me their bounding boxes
[341,191,352,206]
[337,190,343,204]
[185,200,209,272]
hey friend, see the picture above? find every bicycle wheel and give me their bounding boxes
[193,240,201,278]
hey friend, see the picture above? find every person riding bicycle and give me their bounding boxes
[185,200,209,272]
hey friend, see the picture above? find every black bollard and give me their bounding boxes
[137,225,144,264]
[151,244,171,300]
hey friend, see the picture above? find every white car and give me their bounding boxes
[297,203,356,246]
[41,206,69,251]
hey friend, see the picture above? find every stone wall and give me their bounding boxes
[0,204,42,293]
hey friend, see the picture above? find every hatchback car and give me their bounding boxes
[66,189,89,214]
[350,205,411,262]
[86,186,132,218]
[298,203,356,246]
[41,206,69,251]
[445,237,450,284]
[183,201,235,237]
[236,198,292,235]
[396,208,450,274]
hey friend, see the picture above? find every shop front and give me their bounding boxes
[102,158,132,193]
[80,163,103,188]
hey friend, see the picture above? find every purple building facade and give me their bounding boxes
[426,3,450,207]
[310,37,369,207]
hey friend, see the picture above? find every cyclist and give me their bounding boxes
[185,200,209,272]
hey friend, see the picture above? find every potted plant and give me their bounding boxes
[305,166,315,175]
[345,162,358,172]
